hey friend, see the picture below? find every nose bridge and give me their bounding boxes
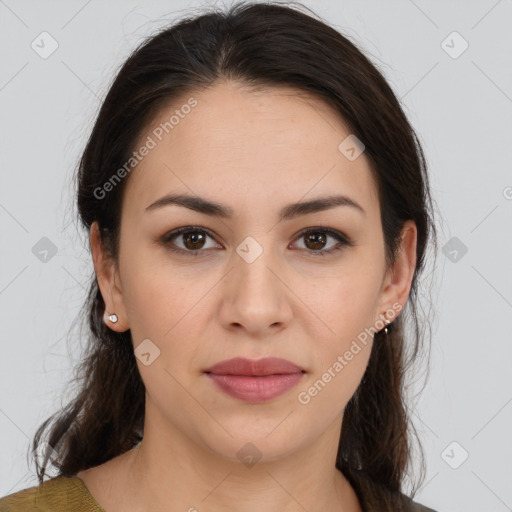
[221,231,292,333]
[233,232,280,297]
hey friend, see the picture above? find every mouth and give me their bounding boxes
[204,357,306,403]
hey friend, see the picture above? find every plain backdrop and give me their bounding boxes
[1,1,511,511]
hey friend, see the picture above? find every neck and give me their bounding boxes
[112,405,362,512]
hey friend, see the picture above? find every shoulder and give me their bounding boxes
[404,495,439,512]
[346,467,438,512]
[0,476,106,512]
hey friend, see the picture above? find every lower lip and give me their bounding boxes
[206,373,304,403]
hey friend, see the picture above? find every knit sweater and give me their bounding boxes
[0,477,106,512]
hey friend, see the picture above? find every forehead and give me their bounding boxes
[123,81,379,219]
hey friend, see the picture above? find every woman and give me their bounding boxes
[0,1,439,511]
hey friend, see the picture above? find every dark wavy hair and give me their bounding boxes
[28,2,439,510]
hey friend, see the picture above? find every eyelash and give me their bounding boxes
[159,225,353,258]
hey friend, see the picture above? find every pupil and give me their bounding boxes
[306,232,326,250]
[185,232,205,250]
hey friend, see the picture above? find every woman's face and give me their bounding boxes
[92,80,416,464]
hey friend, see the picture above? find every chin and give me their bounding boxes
[196,420,310,466]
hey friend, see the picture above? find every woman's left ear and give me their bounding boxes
[90,221,130,333]
[375,220,417,323]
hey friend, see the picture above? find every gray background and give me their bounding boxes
[1,1,511,511]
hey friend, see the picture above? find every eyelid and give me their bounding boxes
[294,226,352,245]
[159,225,222,252]
[159,225,353,256]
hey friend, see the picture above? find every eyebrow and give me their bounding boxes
[145,193,366,221]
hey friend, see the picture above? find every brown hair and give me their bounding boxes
[29,2,439,510]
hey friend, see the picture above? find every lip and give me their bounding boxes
[204,357,306,403]
[205,357,305,376]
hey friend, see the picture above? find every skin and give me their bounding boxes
[78,79,417,512]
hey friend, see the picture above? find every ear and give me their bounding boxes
[90,221,130,332]
[375,219,417,324]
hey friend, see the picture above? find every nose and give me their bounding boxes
[218,239,293,337]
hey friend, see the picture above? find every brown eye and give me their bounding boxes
[181,231,207,250]
[303,231,327,251]
[161,227,221,256]
[293,227,352,256]
[160,225,352,258]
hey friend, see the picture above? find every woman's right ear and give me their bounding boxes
[89,221,130,332]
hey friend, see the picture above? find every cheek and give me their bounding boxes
[121,260,205,408]
[296,331,372,429]
[120,246,191,332]
[122,273,174,337]
[313,267,382,341]
[302,266,381,401]
[120,252,211,369]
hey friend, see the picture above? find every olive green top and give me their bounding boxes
[0,476,106,512]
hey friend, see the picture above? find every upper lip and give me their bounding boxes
[204,357,305,376]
